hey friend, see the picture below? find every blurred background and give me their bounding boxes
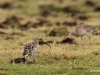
[0,0,100,30]
[0,0,100,42]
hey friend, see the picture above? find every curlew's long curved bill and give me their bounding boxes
[63,31,72,40]
[43,41,51,54]
[43,42,51,49]
[63,35,67,40]
[63,33,69,40]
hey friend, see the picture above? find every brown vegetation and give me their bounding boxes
[57,38,77,44]
[10,57,26,64]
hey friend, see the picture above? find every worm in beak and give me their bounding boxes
[43,41,51,54]
[39,38,51,54]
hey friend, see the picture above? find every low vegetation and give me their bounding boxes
[0,0,100,75]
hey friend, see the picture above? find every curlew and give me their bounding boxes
[64,23,98,43]
[23,37,51,64]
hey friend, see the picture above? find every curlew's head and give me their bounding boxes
[63,31,73,40]
[34,37,51,49]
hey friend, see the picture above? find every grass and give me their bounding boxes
[0,0,100,75]
[0,28,100,75]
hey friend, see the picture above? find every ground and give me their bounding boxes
[0,0,100,75]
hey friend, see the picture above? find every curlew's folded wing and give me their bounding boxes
[82,25,97,33]
[75,24,97,33]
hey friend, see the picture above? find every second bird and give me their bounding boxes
[64,23,98,43]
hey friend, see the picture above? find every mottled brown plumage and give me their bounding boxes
[23,38,51,64]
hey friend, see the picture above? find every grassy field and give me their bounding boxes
[0,0,100,75]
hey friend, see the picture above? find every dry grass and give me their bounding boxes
[0,0,100,75]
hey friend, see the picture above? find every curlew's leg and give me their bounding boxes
[33,58,36,64]
[32,51,38,64]
[33,55,37,64]
[33,57,37,64]
[87,35,91,44]
[24,58,27,65]
[81,36,83,41]
[24,55,28,65]
[80,36,84,45]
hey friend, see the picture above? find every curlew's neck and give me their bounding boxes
[34,40,39,44]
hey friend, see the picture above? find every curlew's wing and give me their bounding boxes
[82,25,97,33]
[23,42,34,56]
[75,24,97,33]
